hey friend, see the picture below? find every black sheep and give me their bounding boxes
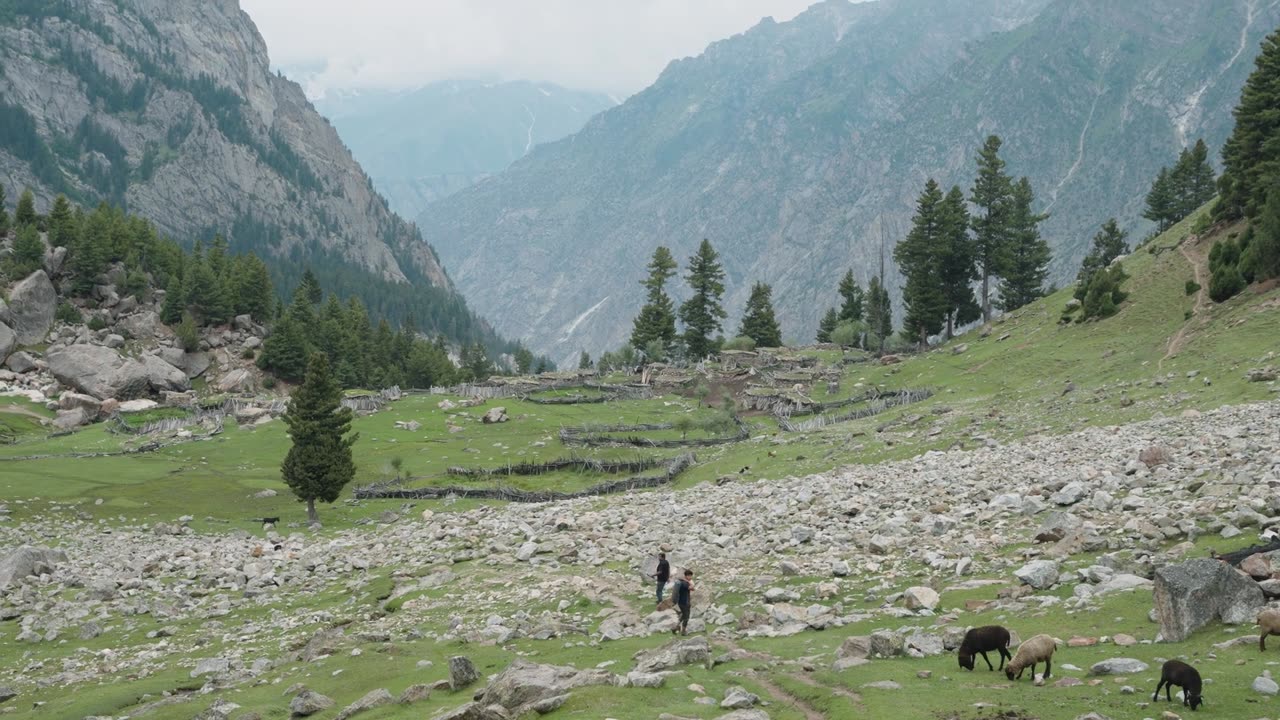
[1153,659,1203,711]
[957,625,1012,671]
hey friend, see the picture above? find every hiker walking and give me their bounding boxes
[673,569,695,635]
[652,552,671,604]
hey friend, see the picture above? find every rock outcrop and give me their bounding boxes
[0,546,67,590]
[46,344,189,401]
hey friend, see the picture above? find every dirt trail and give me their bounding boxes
[1160,239,1209,369]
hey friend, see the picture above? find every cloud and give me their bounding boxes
[240,0,817,97]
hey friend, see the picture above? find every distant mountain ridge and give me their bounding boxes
[0,0,498,348]
[313,80,616,219]
[417,0,1280,367]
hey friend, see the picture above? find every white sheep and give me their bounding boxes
[1005,633,1057,681]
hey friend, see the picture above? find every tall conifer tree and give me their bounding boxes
[999,177,1052,312]
[937,185,978,337]
[895,179,949,346]
[678,239,727,359]
[630,246,679,355]
[738,281,782,347]
[281,353,358,525]
[969,135,1014,323]
[1217,27,1280,220]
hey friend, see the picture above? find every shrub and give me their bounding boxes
[830,320,866,349]
[1185,280,1201,296]
[55,301,82,325]
[262,375,277,389]
[1078,266,1129,321]
[241,348,256,360]
[87,314,108,331]
[176,312,200,352]
[723,335,756,351]
[1209,263,1246,302]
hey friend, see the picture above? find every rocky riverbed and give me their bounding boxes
[2,399,1279,716]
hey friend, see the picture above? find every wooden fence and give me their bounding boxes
[778,389,933,432]
[352,453,696,503]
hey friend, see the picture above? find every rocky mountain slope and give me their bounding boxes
[0,0,495,345]
[314,80,616,219]
[418,0,1280,366]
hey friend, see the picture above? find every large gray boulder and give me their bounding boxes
[0,546,67,589]
[0,322,16,362]
[1015,559,1060,589]
[8,270,57,345]
[1154,558,1264,642]
[449,656,481,690]
[634,636,712,672]
[46,344,189,400]
[116,310,163,340]
[474,659,618,716]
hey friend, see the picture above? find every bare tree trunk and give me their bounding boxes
[945,312,954,340]
[982,273,991,323]
[306,497,318,525]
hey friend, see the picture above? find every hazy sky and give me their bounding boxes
[240,0,817,98]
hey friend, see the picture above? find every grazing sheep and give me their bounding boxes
[958,625,1012,671]
[1258,608,1280,651]
[1153,659,1203,711]
[1004,634,1056,681]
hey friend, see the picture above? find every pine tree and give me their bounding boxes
[46,195,72,248]
[865,275,892,353]
[11,223,45,276]
[258,311,311,383]
[1217,27,1280,220]
[837,270,864,322]
[937,185,979,337]
[70,206,110,295]
[895,179,949,346]
[233,253,274,321]
[298,267,324,306]
[1143,167,1177,232]
[1183,138,1217,214]
[630,246,679,352]
[1075,219,1129,300]
[176,311,200,352]
[161,273,186,324]
[0,184,8,235]
[678,239,727,359]
[185,256,233,325]
[816,307,840,343]
[14,188,36,228]
[998,177,1052,312]
[578,351,593,370]
[1249,182,1280,280]
[513,346,534,374]
[281,353,358,525]
[463,343,492,381]
[970,135,1014,322]
[738,281,783,347]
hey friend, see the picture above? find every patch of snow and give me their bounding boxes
[539,87,552,97]
[557,296,611,343]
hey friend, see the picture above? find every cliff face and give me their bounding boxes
[0,0,452,305]
[417,0,1279,367]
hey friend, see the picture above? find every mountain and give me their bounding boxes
[313,80,617,219]
[416,0,1280,367]
[0,0,494,347]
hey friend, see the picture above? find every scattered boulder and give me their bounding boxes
[0,687,15,703]
[0,546,67,589]
[217,369,254,393]
[289,690,334,717]
[1153,558,1265,642]
[335,689,393,720]
[1050,482,1087,506]
[1035,511,1082,543]
[634,636,711,672]
[1247,367,1277,383]
[1138,445,1170,467]
[1015,560,1060,590]
[52,407,91,430]
[720,686,760,710]
[449,655,481,690]
[903,586,940,610]
[1254,675,1279,695]
[472,659,618,716]
[482,407,509,424]
[5,350,37,373]
[116,310,163,340]
[1089,658,1148,675]
[8,270,57,345]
